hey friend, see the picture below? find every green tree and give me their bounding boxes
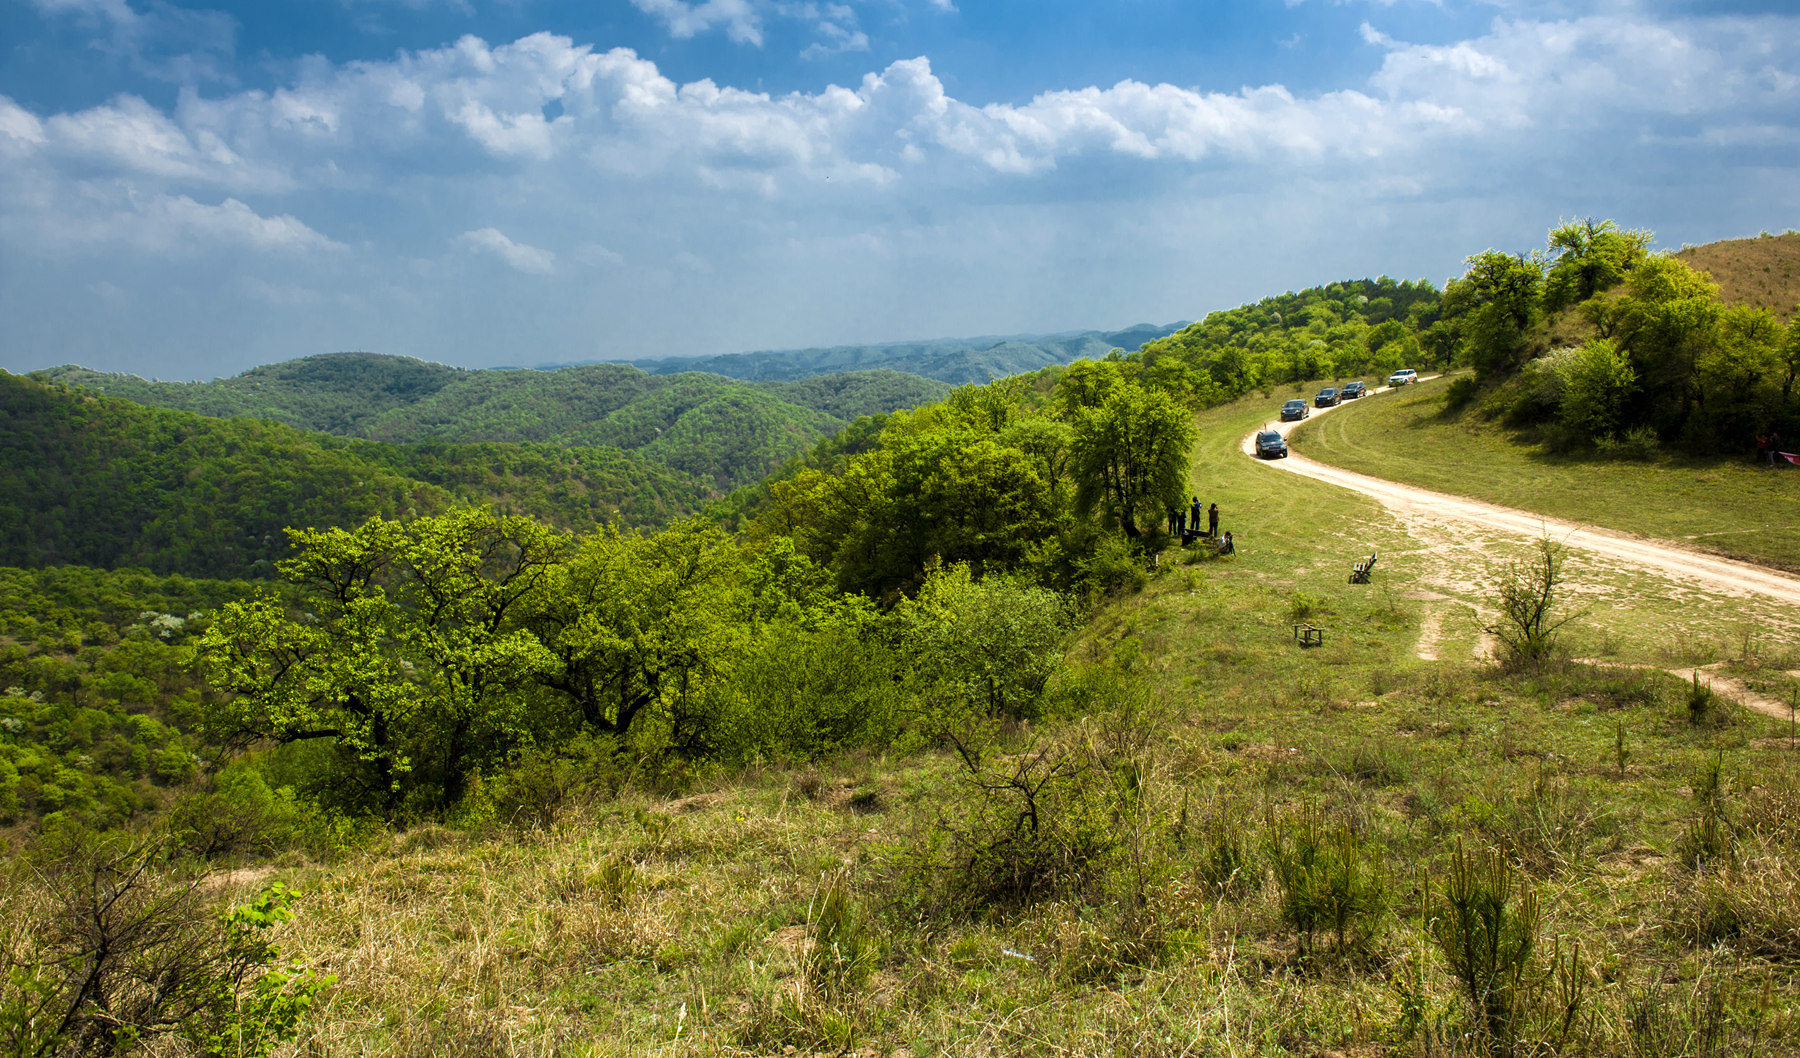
[193,508,565,813]
[1069,381,1195,539]
[1779,310,1800,402]
[1559,338,1637,440]
[1611,256,1723,433]
[522,520,747,756]
[1543,218,1652,313]
[1696,306,1783,425]
[1445,250,1545,380]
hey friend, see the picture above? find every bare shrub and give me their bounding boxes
[0,831,330,1058]
[1486,537,1578,671]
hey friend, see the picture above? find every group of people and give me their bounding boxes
[1755,431,1795,467]
[1167,497,1232,553]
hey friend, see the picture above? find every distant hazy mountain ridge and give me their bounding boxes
[621,323,1190,383]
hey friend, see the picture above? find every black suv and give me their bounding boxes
[1280,399,1310,421]
[1255,430,1288,458]
[1341,380,1367,399]
[1314,387,1340,408]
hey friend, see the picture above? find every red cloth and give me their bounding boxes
[1779,451,1800,465]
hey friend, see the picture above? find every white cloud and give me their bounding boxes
[459,227,557,274]
[0,97,48,151]
[4,183,344,257]
[633,0,949,57]
[631,0,764,46]
[154,196,343,253]
[799,22,869,60]
[43,94,293,191]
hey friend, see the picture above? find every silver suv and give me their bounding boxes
[1386,369,1418,386]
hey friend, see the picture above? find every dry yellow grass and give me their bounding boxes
[1675,230,1800,322]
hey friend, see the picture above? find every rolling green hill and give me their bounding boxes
[0,373,712,578]
[38,357,951,490]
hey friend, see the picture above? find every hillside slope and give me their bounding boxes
[0,373,712,577]
[1288,375,1800,571]
[1675,230,1800,322]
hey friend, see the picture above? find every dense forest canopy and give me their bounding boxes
[0,374,712,578]
[1131,277,1445,405]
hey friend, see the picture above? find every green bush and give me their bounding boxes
[896,565,1076,724]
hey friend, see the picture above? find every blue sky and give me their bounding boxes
[2,0,1797,379]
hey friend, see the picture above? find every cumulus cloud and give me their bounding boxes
[459,227,557,274]
[634,0,937,58]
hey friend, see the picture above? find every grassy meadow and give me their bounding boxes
[178,389,1800,1058]
[1288,375,1800,573]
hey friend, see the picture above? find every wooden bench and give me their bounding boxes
[1348,551,1378,584]
[1293,623,1324,648]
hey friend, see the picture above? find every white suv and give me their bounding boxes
[1386,369,1418,386]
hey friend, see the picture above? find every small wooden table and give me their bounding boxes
[1293,623,1324,648]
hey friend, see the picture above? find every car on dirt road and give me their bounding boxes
[1341,380,1367,399]
[1387,369,1418,386]
[1280,399,1310,421]
[1314,387,1340,408]
[1255,430,1288,458]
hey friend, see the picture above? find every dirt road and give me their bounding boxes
[1240,381,1800,611]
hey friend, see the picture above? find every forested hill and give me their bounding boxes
[0,373,712,578]
[1130,277,1444,402]
[624,323,1189,383]
[38,357,948,490]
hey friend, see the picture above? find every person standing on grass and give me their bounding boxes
[1772,431,1785,466]
[1208,502,1220,538]
[1190,496,1202,534]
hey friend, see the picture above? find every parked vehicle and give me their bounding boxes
[1314,387,1340,408]
[1340,380,1367,399]
[1255,430,1288,458]
[1280,399,1310,421]
[1387,369,1418,386]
